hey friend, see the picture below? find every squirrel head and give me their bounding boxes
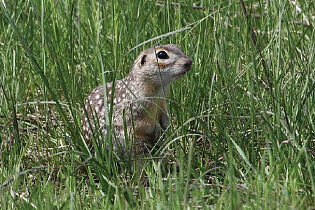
[131,44,192,86]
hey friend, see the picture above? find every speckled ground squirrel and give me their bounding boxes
[81,44,192,156]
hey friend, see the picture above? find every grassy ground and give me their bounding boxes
[0,0,314,209]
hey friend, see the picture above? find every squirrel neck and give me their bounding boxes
[124,73,170,98]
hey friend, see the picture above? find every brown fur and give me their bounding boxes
[81,44,192,156]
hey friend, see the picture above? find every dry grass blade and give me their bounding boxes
[128,26,191,52]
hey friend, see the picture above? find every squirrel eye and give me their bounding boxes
[157,51,169,59]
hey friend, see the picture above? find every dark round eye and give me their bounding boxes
[157,51,169,59]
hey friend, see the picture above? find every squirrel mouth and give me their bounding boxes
[176,60,192,76]
[177,69,189,76]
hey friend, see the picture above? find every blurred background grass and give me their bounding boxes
[0,0,314,208]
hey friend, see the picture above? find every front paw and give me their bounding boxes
[160,114,170,130]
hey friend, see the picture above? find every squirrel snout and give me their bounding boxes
[183,57,193,71]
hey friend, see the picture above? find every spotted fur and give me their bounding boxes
[82,44,192,155]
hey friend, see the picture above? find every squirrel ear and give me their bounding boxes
[140,55,146,66]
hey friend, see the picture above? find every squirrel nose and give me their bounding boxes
[184,57,192,70]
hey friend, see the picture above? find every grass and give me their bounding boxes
[0,0,314,209]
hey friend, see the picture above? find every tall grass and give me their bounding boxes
[0,0,314,208]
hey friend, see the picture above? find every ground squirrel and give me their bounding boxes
[81,44,192,156]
